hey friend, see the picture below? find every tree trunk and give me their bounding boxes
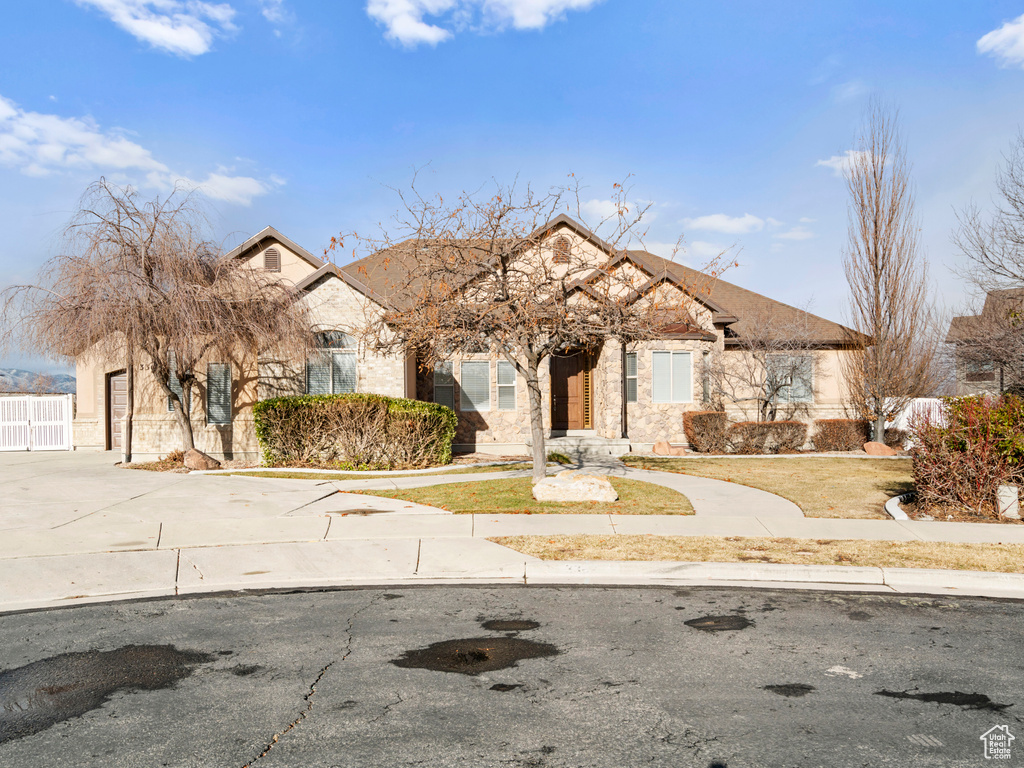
[874,413,885,444]
[524,359,547,484]
[172,383,196,452]
[124,347,134,463]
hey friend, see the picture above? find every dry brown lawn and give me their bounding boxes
[622,456,913,519]
[222,463,528,481]
[493,534,1024,573]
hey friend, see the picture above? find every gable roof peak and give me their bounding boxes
[225,225,325,270]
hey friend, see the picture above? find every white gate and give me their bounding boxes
[0,395,73,451]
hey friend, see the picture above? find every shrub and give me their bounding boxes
[813,419,871,452]
[253,393,457,469]
[883,428,909,450]
[768,421,808,452]
[727,421,771,454]
[910,395,1024,517]
[726,420,807,454]
[683,411,727,452]
[547,451,572,465]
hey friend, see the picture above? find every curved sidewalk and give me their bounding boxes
[2,451,1024,612]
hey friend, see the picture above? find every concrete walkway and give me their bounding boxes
[2,450,1024,612]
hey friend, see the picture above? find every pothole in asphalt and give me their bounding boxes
[391,637,559,676]
[0,645,214,745]
[875,689,1012,711]
[763,683,815,698]
[684,615,753,632]
[490,683,523,692]
[481,619,540,632]
[847,611,873,621]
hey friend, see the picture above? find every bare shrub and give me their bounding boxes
[683,411,727,452]
[813,419,871,451]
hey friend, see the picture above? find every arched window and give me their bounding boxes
[264,247,281,272]
[552,236,571,264]
[306,331,357,394]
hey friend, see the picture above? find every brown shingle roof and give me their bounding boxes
[332,216,861,346]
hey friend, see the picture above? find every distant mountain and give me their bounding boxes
[0,368,76,394]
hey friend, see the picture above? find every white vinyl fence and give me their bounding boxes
[0,395,73,451]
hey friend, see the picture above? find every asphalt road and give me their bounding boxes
[0,586,1022,767]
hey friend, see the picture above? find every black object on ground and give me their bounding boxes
[391,637,558,676]
[684,615,753,632]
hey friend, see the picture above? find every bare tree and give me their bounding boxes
[841,103,937,440]
[343,178,726,483]
[951,133,1024,393]
[1,179,313,457]
[707,304,826,422]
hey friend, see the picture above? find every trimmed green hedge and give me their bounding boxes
[253,393,457,469]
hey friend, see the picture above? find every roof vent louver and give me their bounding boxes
[264,247,281,272]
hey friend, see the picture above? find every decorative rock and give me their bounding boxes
[184,449,221,471]
[532,470,618,503]
[863,441,897,456]
[669,445,688,456]
[653,440,673,455]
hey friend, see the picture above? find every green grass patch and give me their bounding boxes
[354,476,693,515]
[622,456,913,519]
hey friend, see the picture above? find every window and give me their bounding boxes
[702,350,711,404]
[206,363,231,425]
[652,351,692,403]
[625,352,637,404]
[264,247,281,272]
[552,236,570,264]
[966,359,996,382]
[460,360,490,411]
[766,354,814,403]
[434,361,455,410]
[167,351,189,413]
[305,331,357,394]
[497,361,516,410]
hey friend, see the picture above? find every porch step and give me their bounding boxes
[536,436,633,459]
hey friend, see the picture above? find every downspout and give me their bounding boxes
[620,341,628,439]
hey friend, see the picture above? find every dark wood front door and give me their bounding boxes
[551,352,592,430]
[107,371,127,450]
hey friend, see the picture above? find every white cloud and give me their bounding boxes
[683,213,764,234]
[765,217,784,227]
[75,0,237,56]
[365,0,601,47]
[833,79,868,103]
[978,13,1024,69]
[0,95,272,206]
[815,149,869,177]
[773,226,814,241]
[799,217,816,223]
[682,240,727,260]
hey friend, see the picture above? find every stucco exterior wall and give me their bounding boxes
[239,241,319,286]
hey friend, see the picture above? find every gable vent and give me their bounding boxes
[552,236,570,264]
[264,247,281,272]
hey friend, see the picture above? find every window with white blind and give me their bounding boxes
[434,361,455,411]
[625,352,637,404]
[305,331,357,395]
[167,351,189,413]
[206,363,231,425]
[651,351,692,403]
[497,361,516,410]
[460,360,490,411]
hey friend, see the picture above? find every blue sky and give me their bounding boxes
[2,1,1024,372]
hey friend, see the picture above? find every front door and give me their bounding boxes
[107,371,127,451]
[551,352,592,430]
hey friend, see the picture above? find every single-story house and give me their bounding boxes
[72,215,860,459]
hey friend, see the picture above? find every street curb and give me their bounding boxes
[4,556,1024,615]
[192,460,530,477]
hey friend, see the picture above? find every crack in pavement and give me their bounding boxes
[369,692,405,724]
[237,594,379,768]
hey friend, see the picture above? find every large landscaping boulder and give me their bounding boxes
[532,470,618,502]
[863,441,897,456]
[184,449,221,471]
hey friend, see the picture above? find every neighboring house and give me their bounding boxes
[946,288,1024,396]
[72,216,860,459]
